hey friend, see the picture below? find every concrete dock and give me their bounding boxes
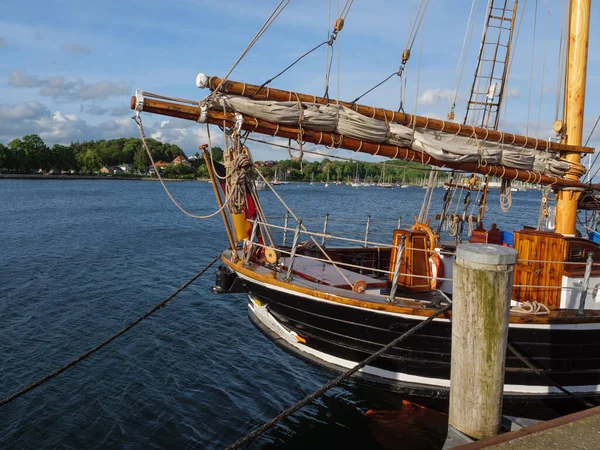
[458,405,600,449]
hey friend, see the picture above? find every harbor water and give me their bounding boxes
[0,179,542,449]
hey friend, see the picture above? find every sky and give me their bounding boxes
[1,0,600,170]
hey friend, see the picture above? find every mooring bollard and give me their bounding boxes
[447,243,518,442]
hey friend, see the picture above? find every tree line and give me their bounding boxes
[256,158,439,184]
[0,134,438,183]
[0,134,186,175]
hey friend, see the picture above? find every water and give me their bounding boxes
[0,180,542,449]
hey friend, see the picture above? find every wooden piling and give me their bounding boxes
[448,244,518,441]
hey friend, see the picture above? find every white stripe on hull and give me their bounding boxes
[247,294,600,395]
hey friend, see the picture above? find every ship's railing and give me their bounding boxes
[246,218,600,310]
[265,212,403,247]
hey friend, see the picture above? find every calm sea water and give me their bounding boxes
[0,179,542,449]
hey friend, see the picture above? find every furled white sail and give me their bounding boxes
[210,94,572,177]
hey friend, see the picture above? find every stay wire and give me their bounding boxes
[350,0,428,105]
[583,115,600,182]
[225,301,452,449]
[252,40,329,99]
[211,0,291,96]
[0,254,221,408]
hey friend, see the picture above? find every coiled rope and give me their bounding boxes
[500,178,512,212]
[224,149,252,214]
[0,254,220,408]
[225,301,452,449]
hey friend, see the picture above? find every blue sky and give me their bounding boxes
[1,0,599,169]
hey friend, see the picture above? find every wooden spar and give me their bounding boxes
[202,146,237,254]
[130,95,596,190]
[555,0,590,235]
[196,74,593,155]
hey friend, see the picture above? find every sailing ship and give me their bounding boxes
[130,0,600,417]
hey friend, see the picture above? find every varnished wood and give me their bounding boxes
[555,0,591,235]
[131,95,594,190]
[201,75,593,154]
[203,149,236,253]
[389,229,431,292]
[512,230,565,308]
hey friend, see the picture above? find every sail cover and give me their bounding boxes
[211,94,571,177]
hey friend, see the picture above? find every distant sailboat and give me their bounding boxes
[378,164,393,188]
[351,165,361,187]
[401,167,409,188]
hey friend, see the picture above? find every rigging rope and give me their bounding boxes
[225,301,452,449]
[525,0,539,135]
[554,0,567,123]
[244,136,447,173]
[501,0,528,125]
[254,168,354,288]
[349,0,428,105]
[0,254,220,408]
[535,3,551,137]
[209,0,291,99]
[448,0,479,120]
[500,178,512,212]
[583,115,600,181]
[134,115,232,220]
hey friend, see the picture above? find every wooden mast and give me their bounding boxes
[555,0,590,235]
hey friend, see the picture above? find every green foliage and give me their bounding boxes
[253,158,444,184]
[161,163,196,179]
[0,135,186,175]
[208,147,223,162]
[0,135,448,184]
[76,149,102,174]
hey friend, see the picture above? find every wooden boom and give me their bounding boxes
[197,74,593,155]
[131,95,596,190]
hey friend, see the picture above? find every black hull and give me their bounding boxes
[243,278,600,418]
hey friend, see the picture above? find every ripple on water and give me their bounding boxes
[1,181,540,448]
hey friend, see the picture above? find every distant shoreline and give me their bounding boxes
[0,174,210,182]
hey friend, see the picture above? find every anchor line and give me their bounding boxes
[0,254,221,408]
[225,301,452,450]
[506,341,597,409]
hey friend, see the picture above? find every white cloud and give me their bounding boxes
[0,101,49,121]
[149,120,219,155]
[0,101,141,145]
[9,70,130,101]
[418,89,455,106]
[63,41,90,54]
